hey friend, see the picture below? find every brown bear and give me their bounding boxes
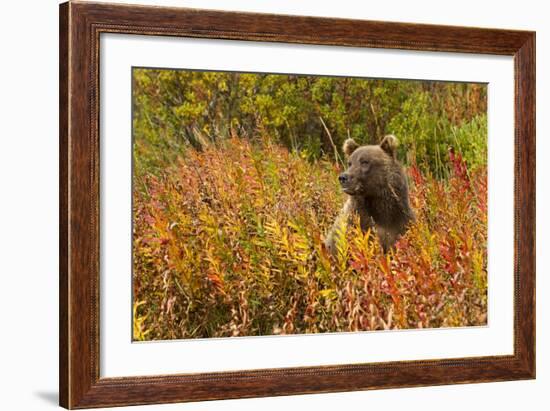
[325,135,414,254]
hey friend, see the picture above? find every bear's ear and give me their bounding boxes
[343,138,359,157]
[380,134,398,158]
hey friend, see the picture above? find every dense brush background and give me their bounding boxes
[132,68,488,340]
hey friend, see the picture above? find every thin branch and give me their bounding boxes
[319,116,345,168]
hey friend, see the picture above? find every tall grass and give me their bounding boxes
[133,137,487,340]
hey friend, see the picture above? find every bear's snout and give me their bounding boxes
[338,173,349,184]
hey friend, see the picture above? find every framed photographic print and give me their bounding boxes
[59,1,535,408]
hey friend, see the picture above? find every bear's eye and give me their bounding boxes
[347,161,352,167]
[360,160,369,166]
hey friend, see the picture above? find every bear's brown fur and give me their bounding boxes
[325,135,414,253]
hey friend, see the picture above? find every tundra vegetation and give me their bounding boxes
[132,68,487,340]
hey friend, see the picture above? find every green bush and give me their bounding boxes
[133,68,487,178]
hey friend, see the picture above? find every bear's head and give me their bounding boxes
[338,135,399,196]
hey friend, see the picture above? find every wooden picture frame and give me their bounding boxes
[59,1,535,408]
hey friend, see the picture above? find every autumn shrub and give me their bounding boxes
[133,137,487,340]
